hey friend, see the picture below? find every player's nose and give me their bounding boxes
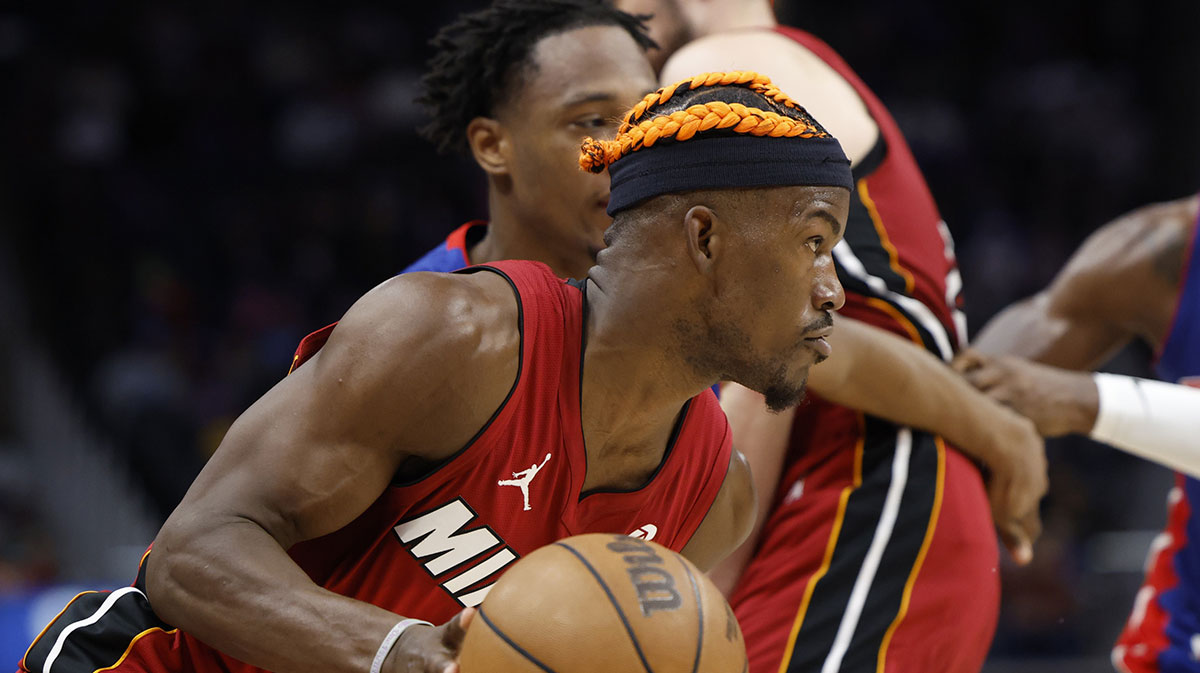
[812,257,844,312]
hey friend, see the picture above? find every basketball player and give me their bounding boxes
[18,71,855,673]
[963,194,1200,673]
[614,1,1027,671]
[402,0,1045,572]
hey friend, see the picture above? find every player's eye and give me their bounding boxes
[805,237,824,254]
[571,116,609,130]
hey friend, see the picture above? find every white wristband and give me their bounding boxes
[370,618,433,673]
[1091,372,1200,477]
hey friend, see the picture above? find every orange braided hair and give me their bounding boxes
[579,71,829,173]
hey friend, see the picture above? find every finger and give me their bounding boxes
[962,365,1007,393]
[1020,508,1043,547]
[951,349,985,373]
[999,520,1033,566]
[441,608,475,650]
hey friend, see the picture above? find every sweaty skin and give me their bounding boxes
[146,184,850,673]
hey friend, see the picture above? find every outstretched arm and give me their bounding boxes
[710,317,1046,595]
[145,271,520,673]
[956,350,1200,477]
[808,318,1046,562]
[972,196,1198,367]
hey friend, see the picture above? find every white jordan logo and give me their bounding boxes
[498,453,552,512]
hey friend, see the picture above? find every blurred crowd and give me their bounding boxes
[1,0,1197,662]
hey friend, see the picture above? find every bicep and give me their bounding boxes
[168,273,520,548]
[680,448,755,573]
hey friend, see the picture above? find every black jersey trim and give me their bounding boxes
[851,133,887,182]
[781,419,941,673]
[390,265,525,488]
[578,399,693,500]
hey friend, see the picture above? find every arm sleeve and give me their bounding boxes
[1090,373,1200,477]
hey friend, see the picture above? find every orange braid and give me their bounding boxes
[579,74,828,174]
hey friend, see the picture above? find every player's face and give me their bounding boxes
[498,26,657,275]
[710,186,849,411]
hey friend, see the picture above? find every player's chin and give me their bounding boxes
[759,367,809,413]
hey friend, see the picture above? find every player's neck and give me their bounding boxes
[576,265,716,478]
[472,192,594,279]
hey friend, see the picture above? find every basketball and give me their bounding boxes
[458,533,747,673]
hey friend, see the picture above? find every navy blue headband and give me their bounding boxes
[606,134,853,216]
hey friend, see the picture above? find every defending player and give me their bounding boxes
[615,0,1028,670]
[19,74,854,673]
[954,352,1200,478]
[964,194,1200,673]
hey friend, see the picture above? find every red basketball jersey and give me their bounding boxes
[21,261,732,673]
[776,26,967,471]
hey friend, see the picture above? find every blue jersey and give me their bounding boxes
[402,221,486,273]
[1116,203,1200,673]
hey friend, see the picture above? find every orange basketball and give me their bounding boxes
[458,533,747,673]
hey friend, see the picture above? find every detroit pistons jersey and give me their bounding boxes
[402,221,485,273]
[1115,206,1200,673]
[21,260,733,673]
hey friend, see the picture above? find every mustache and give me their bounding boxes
[802,313,834,336]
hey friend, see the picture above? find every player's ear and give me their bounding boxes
[684,204,722,280]
[466,117,510,177]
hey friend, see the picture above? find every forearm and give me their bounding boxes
[1089,374,1200,477]
[973,297,1129,370]
[148,518,407,673]
[813,321,1023,465]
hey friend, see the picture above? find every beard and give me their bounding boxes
[677,313,810,411]
[760,362,808,413]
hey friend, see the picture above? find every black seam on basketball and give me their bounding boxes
[554,542,656,673]
[476,608,560,673]
[678,558,704,673]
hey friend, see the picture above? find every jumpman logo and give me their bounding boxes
[498,453,552,512]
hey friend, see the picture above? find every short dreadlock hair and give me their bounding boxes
[418,0,657,155]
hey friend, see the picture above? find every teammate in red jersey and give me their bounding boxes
[614,1,1045,671]
[18,67,856,673]
[960,195,1200,673]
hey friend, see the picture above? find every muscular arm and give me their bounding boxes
[709,318,1047,593]
[680,448,755,573]
[145,272,520,673]
[972,196,1198,366]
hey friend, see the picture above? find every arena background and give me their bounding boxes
[1,1,1198,669]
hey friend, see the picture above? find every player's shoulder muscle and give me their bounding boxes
[1050,196,1198,327]
[298,270,521,459]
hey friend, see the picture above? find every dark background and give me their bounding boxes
[1,0,1197,665]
